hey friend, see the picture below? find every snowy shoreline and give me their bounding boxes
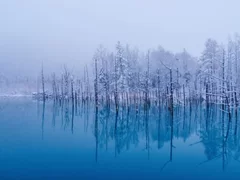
[0,94,32,97]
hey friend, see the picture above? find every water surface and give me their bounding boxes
[0,98,240,179]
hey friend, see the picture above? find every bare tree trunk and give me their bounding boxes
[114,55,119,112]
[157,69,161,108]
[41,64,46,101]
[94,58,99,111]
[169,69,174,119]
[145,50,150,110]
[71,77,74,103]
[183,84,186,108]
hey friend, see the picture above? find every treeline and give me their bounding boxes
[39,34,240,114]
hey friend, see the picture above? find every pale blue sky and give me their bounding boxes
[0,0,239,76]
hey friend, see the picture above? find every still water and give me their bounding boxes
[0,97,240,179]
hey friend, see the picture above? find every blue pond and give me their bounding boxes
[0,97,240,179]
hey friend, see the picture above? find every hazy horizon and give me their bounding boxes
[1,0,240,77]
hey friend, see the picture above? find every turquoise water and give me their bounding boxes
[0,98,240,179]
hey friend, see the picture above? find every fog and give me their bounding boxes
[0,0,240,77]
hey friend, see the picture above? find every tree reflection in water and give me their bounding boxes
[45,101,240,171]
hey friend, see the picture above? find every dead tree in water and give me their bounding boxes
[61,75,64,101]
[94,56,99,111]
[219,48,232,142]
[71,77,75,134]
[41,63,46,101]
[205,79,210,113]
[85,66,90,102]
[157,69,161,108]
[83,65,90,103]
[71,76,74,103]
[114,51,119,112]
[169,68,174,119]
[52,73,57,100]
[144,50,150,110]
[63,66,70,99]
[159,59,174,164]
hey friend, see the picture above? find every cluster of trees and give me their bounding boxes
[93,35,240,116]
[93,42,196,110]
[39,34,240,116]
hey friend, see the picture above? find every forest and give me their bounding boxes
[35,34,240,118]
